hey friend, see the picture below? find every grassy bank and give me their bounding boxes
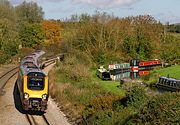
[142,65,180,85]
[91,69,125,96]
[154,65,180,78]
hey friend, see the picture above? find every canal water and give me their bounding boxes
[110,70,151,81]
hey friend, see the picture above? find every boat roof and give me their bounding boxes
[160,76,180,81]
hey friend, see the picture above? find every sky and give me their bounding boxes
[11,0,180,24]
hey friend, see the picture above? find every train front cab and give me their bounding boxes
[21,72,49,111]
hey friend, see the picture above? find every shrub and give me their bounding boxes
[0,51,10,64]
[84,110,115,125]
[130,92,180,124]
[126,86,147,109]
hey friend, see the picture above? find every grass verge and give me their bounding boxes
[91,68,125,96]
[142,65,180,85]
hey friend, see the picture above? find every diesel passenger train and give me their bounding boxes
[17,51,49,111]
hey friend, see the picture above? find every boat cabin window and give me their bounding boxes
[130,60,139,66]
[162,79,166,84]
[27,72,45,90]
[177,81,180,88]
[159,78,163,84]
[166,80,170,86]
[169,80,173,86]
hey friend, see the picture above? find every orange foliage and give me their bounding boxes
[42,20,63,45]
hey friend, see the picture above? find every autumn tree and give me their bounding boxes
[42,20,63,45]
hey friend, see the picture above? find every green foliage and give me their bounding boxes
[56,50,92,83]
[160,34,180,63]
[19,23,45,47]
[0,0,45,64]
[126,86,147,109]
[0,50,10,63]
[15,1,44,23]
[65,13,164,64]
[84,110,115,125]
[0,1,18,64]
[0,0,16,22]
[167,24,180,33]
[131,92,180,124]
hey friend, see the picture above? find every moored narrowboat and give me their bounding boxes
[96,66,111,80]
[156,76,180,92]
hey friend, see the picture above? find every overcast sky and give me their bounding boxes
[11,0,180,24]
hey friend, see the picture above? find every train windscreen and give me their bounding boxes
[27,72,45,90]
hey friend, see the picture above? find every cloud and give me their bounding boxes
[71,0,141,8]
[154,12,180,24]
[10,0,63,6]
[11,0,140,8]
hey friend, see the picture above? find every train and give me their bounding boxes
[156,76,180,92]
[17,51,49,111]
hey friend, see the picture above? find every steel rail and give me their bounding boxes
[42,115,50,125]
[25,114,50,125]
[0,66,19,95]
[0,66,18,80]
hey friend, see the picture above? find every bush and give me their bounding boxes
[126,86,147,109]
[84,110,115,125]
[0,51,10,64]
[130,92,180,124]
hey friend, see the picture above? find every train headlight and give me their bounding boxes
[42,94,48,100]
[24,93,29,99]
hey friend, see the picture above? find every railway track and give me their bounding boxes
[25,114,50,125]
[0,66,19,96]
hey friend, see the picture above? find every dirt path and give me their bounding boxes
[0,64,71,125]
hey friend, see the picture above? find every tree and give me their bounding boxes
[0,0,18,63]
[0,0,16,22]
[42,20,63,45]
[15,1,44,24]
[19,23,45,47]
